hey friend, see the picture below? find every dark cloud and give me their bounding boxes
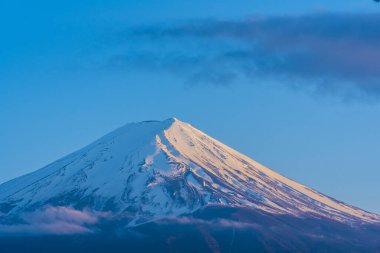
[103,13,380,99]
[0,206,110,236]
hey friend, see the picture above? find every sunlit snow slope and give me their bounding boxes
[0,118,378,224]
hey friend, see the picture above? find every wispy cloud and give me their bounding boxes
[0,206,110,236]
[101,13,380,99]
[156,216,261,230]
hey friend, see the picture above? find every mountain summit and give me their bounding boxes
[0,118,378,225]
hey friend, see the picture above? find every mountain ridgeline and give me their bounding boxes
[0,118,379,252]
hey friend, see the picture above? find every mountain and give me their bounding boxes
[1,118,380,252]
[0,118,378,226]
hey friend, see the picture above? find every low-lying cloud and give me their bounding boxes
[156,216,261,230]
[103,12,380,100]
[0,206,110,236]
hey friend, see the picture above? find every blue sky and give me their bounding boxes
[1,0,380,213]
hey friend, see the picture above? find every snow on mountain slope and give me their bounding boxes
[0,118,378,225]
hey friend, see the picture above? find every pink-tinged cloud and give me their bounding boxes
[0,206,111,236]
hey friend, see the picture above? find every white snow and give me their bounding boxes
[0,117,378,225]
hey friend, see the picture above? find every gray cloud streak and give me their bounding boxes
[101,13,380,99]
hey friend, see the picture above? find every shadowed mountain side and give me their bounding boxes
[0,206,379,253]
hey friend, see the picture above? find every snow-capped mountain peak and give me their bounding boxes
[0,118,378,225]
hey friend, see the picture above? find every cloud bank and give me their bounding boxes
[104,13,380,99]
[0,206,110,236]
